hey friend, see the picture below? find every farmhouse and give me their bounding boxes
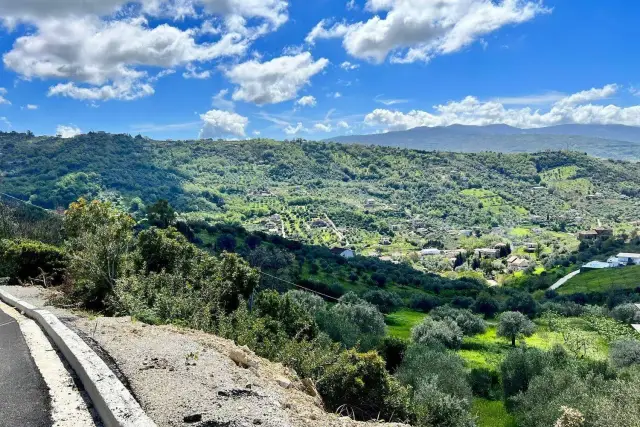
[331,247,355,259]
[474,248,500,259]
[420,248,441,256]
[524,242,538,253]
[365,199,375,208]
[508,257,530,272]
[616,253,640,265]
[594,227,613,237]
[578,230,598,240]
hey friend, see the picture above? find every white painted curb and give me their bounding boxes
[0,289,156,427]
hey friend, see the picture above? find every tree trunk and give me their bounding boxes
[511,336,516,347]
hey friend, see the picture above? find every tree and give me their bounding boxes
[430,305,486,336]
[411,317,464,350]
[610,303,640,324]
[215,233,237,252]
[497,311,536,346]
[321,299,386,351]
[146,199,176,229]
[473,291,500,317]
[362,289,402,314]
[610,340,640,368]
[64,198,134,308]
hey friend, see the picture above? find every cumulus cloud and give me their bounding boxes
[199,109,248,138]
[330,92,342,98]
[22,104,38,110]
[0,88,10,105]
[307,0,549,64]
[364,84,640,130]
[337,120,350,129]
[225,52,329,105]
[56,125,82,138]
[1,1,289,101]
[340,61,359,70]
[296,95,317,107]
[284,122,306,135]
[183,63,211,79]
[314,123,332,132]
[48,81,155,101]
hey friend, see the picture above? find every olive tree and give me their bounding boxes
[497,311,536,347]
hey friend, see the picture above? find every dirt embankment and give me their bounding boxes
[2,286,409,427]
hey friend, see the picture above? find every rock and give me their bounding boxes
[229,346,259,369]
[276,376,292,390]
[183,413,202,423]
[301,378,319,398]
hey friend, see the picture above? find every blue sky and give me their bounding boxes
[0,0,638,140]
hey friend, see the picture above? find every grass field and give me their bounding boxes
[473,399,517,427]
[558,265,640,295]
[385,309,427,339]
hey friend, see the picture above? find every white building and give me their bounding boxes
[420,248,441,256]
[616,253,640,265]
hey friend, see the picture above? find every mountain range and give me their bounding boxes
[326,124,640,161]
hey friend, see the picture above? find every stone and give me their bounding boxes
[229,347,258,369]
[183,413,202,423]
[276,376,292,389]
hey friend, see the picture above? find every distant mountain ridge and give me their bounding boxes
[326,124,640,161]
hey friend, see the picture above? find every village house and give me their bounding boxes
[616,253,640,265]
[458,230,473,237]
[524,242,538,253]
[444,249,467,258]
[330,247,355,259]
[380,237,392,245]
[474,248,500,259]
[578,230,598,240]
[594,227,613,238]
[364,199,375,208]
[507,256,530,272]
[420,248,441,256]
[310,219,329,228]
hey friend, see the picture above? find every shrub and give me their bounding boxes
[316,350,410,422]
[0,239,66,285]
[411,317,464,350]
[321,299,386,351]
[469,368,501,400]
[410,294,442,312]
[412,379,475,427]
[610,340,640,368]
[362,289,403,314]
[501,347,550,402]
[609,304,640,324]
[431,305,487,336]
[397,344,472,403]
[377,336,408,373]
[287,289,327,315]
[504,291,539,317]
[473,291,500,317]
[253,291,318,340]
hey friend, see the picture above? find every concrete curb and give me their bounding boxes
[0,289,156,427]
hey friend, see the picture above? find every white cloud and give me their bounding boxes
[305,19,349,45]
[284,122,306,135]
[56,125,82,138]
[364,84,640,130]
[282,44,305,55]
[253,130,261,136]
[24,104,38,110]
[48,81,155,101]
[225,52,329,105]
[314,123,332,132]
[330,92,342,98]
[375,94,408,106]
[340,61,359,70]
[346,0,357,10]
[0,87,11,105]
[199,109,248,138]
[296,95,317,107]
[308,0,550,64]
[183,63,211,79]
[337,120,350,129]
[0,117,11,128]
[1,1,289,102]
[212,89,235,110]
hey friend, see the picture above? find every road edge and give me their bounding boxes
[0,288,157,427]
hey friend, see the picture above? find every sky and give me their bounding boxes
[0,0,638,140]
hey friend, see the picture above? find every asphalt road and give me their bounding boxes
[0,307,52,427]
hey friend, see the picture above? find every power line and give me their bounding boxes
[0,192,62,215]
[259,270,341,301]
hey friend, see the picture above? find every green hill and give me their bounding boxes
[558,265,640,295]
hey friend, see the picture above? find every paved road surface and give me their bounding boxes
[0,307,52,427]
[549,269,581,291]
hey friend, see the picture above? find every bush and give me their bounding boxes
[610,340,640,368]
[0,239,66,285]
[431,305,487,336]
[321,299,386,351]
[397,344,472,403]
[411,317,464,350]
[316,350,410,422]
[501,347,550,403]
[412,379,475,427]
[377,336,408,373]
[609,304,640,324]
[362,289,403,314]
[410,294,442,312]
[253,291,318,340]
[473,291,500,317]
[504,291,538,317]
[469,368,501,400]
[287,289,327,315]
